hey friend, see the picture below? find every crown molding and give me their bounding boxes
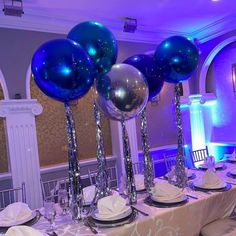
[0,10,235,44]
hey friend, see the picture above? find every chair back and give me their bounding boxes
[40,177,68,201]
[190,146,209,163]
[132,162,144,175]
[163,153,177,172]
[0,182,26,210]
[87,165,118,189]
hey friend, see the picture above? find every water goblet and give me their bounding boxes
[44,197,56,234]
[58,189,68,215]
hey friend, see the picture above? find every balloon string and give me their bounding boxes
[121,119,137,205]
[64,102,82,221]
[140,108,154,192]
[174,84,187,188]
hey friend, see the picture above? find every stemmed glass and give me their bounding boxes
[44,197,56,234]
[58,181,68,215]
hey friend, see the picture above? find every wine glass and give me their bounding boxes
[58,188,68,215]
[44,197,56,234]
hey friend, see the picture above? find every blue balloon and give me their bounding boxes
[123,54,164,101]
[154,36,199,84]
[67,21,118,76]
[31,39,95,102]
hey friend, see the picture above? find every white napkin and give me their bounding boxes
[134,174,145,190]
[150,182,184,202]
[97,195,128,219]
[82,185,96,203]
[5,226,43,236]
[230,168,236,175]
[0,202,32,227]
[196,170,225,188]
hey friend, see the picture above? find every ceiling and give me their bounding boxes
[0,0,236,44]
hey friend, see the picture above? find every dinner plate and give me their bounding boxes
[164,173,196,180]
[92,206,132,222]
[192,182,231,192]
[144,196,188,208]
[151,194,187,204]
[227,157,236,163]
[227,172,236,179]
[198,162,225,170]
[193,180,226,190]
[0,210,37,228]
[88,210,137,228]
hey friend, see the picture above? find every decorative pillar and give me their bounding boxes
[189,95,206,151]
[0,99,43,209]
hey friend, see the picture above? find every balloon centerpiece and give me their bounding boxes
[67,21,118,200]
[95,63,149,204]
[123,54,164,192]
[154,36,199,188]
[31,38,96,220]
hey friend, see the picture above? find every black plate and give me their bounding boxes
[144,196,188,208]
[227,172,236,179]
[191,182,231,192]
[88,210,137,228]
[198,164,227,171]
[0,210,41,234]
[226,159,236,164]
[164,173,196,181]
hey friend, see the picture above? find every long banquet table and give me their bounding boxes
[3,162,236,236]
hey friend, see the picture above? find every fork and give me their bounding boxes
[83,217,98,234]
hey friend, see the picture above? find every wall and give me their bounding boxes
[205,42,236,143]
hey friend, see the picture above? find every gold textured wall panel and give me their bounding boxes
[31,77,112,167]
[0,88,8,173]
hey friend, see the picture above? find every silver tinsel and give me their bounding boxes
[64,103,83,221]
[140,108,154,192]
[93,102,111,199]
[174,83,187,188]
[121,120,137,205]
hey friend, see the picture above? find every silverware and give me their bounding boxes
[83,217,98,234]
[131,205,149,216]
[186,194,198,200]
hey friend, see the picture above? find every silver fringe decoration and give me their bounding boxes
[140,108,154,192]
[121,119,137,205]
[64,103,83,221]
[174,83,187,188]
[93,102,111,199]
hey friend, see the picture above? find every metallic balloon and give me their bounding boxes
[31,39,95,102]
[123,54,164,101]
[154,36,199,84]
[95,64,148,121]
[67,21,118,76]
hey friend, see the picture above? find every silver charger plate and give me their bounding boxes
[227,172,236,179]
[164,173,196,180]
[144,196,188,208]
[0,210,41,234]
[191,182,231,192]
[87,210,137,228]
[198,163,226,171]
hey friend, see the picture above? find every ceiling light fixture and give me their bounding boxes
[123,17,137,33]
[3,0,24,17]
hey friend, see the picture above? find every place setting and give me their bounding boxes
[225,149,236,163]
[86,195,138,229]
[144,182,188,208]
[164,167,196,181]
[0,202,41,234]
[226,167,236,179]
[191,169,231,193]
[197,156,226,171]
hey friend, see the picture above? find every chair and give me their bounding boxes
[40,177,69,201]
[190,146,209,164]
[0,182,26,211]
[87,165,118,188]
[163,153,177,172]
[132,162,144,175]
[200,218,236,236]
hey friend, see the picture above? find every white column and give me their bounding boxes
[0,99,43,209]
[110,119,139,178]
[188,95,206,151]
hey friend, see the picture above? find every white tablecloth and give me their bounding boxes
[2,162,236,236]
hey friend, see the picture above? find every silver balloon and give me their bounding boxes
[95,63,148,121]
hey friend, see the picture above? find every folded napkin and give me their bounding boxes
[196,170,225,188]
[97,195,128,219]
[0,202,32,227]
[134,174,145,190]
[150,182,184,202]
[5,226,43,236]
[82,185,96,203]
